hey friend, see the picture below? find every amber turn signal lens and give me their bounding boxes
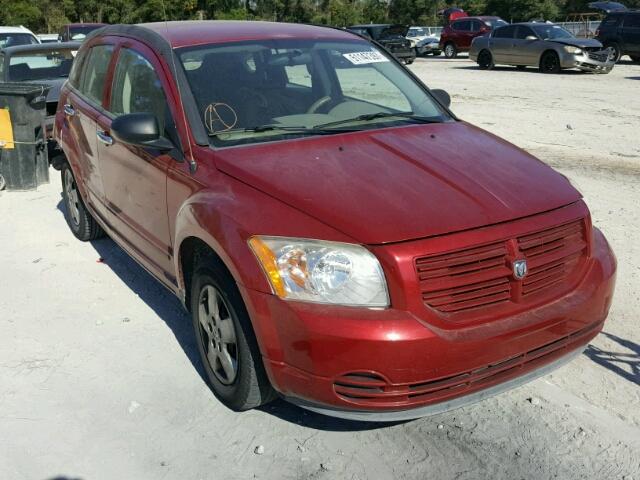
[248,236,286,297]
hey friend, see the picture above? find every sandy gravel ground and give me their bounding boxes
[1,57,639,480]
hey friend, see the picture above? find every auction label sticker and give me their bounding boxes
[343,50,389,65]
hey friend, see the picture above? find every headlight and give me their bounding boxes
[564,46,583,54]
[248,236,389,307]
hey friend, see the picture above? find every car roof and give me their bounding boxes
[66,23,107,27]
[0,26,35,34]
[453,16,502,20]
[1,41,81,54]
[103,21,359,49]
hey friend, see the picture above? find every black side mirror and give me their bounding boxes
[431,89,451,108]
[111,112,174,151]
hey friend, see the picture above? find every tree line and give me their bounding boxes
[2,0,639,34]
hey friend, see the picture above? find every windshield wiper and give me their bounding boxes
[314,111,442,129]
[207,124,357,137]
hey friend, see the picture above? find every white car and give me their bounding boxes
[0,26,40,48]
[406,27,442,56]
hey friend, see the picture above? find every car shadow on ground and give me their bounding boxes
[55,198,400,431]
[584,332,639,386]
[452,64,587,75]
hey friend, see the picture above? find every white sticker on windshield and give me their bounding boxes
[343,50,389,65]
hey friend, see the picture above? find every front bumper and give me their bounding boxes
[560,50,615,73]
[240,225,616,420]
[417,43,441,55]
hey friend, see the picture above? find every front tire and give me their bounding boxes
[444,43,458,59]
[477,49,494,69]
[61,163,104,241]
[604,42,622,63]
[191,261,275,411]
[539,51,561,74]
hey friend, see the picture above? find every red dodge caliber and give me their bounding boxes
[55,21,616,421]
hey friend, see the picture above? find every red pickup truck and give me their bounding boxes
[55,21,616,421]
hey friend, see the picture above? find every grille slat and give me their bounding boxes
[416,219,587,315]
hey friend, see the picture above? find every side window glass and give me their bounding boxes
[109,47,168,133]
[455,21,471,32]
[68,49,85,88]
[80,45,113,106]
[284,64,312,88]
[470,21,480,32]
[515,27,534,39]
[494,26,516,39]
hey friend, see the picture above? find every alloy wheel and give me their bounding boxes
[197,285,238,385]
[445,44,455,58]
[64,168,80,226]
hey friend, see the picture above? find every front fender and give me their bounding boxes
[172,172,356,295]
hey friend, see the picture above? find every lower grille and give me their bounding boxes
[332,322,599,408]
[587,50,610,62]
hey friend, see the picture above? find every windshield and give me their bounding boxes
[531,24,574,39]
[8,49,76,81]
[408,28,427,37]
[0,33,38,48]
[69,25,102,40]
[179,39,450,147]
[486,18,509,28]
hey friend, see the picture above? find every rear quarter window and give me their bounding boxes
[493,25,516,38]
[601,15,622,28]
[624,14,640,28]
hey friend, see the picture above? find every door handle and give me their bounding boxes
[63,104,75,116]
[97,130,113,146]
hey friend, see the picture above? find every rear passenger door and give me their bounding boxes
[96,43,175,280]
[65,43,113,214]
[622,13,640,54]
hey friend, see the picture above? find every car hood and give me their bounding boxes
[548,37,604,49]
[214,122,581,245]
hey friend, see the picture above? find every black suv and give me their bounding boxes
[596,10,640,62]
[348,24,416,64]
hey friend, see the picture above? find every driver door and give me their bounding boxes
[95,43,175,280]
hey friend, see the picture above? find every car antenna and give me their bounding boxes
[160,0,197,174]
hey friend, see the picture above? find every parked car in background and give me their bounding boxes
[440,16,508,58]
[471,23,615,73]
[37,33,60,43]
[0,26,39,48]
[406,26,442,56]
[348,24,416,63]
[55,21,616,420]
[58,23,106,42]
[0,42,80,159]
[596,10,640,62]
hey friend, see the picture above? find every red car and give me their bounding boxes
[440,16,508,58]
[55,21,616,421]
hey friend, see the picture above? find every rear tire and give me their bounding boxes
[191,259,276,411]
[477,49,494,69]
[444,43,458,59]
[539,51,561,74]
[61,163,104,241]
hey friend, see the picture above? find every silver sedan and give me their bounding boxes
[470,23,615,73]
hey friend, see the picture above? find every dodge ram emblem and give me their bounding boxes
[513,259,528,280]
